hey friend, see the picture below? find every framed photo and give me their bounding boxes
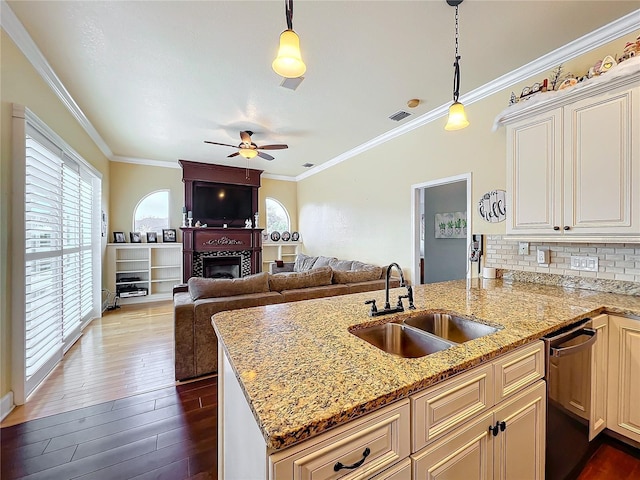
[113,231,126,243]
[162,229,177,243]
[130,232,142,243]
[146,231,158,243]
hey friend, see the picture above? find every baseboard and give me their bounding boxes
[1,391,15,422]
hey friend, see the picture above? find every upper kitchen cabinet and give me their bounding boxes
[502,72,640,241]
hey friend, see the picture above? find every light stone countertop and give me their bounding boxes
[211,278,640,451]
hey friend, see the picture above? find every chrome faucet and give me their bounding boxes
[365,262,415,316]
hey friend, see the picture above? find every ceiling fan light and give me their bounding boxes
[239,148,258,159]
[272,29,306,78]
[445,101,469,131]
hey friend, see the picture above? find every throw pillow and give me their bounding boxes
[188,272,270,300]
[269,266,333,292]
[313,255,337,268]
[328,258,354,271]
[293,253,319,272]
[333,267,382,284]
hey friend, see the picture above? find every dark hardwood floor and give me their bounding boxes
[3,373,640,479]
[0,376,216,480]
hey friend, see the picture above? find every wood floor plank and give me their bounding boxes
[129,458,191,480]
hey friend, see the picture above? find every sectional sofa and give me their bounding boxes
[173,254,401,380]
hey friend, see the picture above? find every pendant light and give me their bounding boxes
[272,0,306,78]
[444,0,469,131]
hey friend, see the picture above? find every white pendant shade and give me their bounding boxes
[272,29,306,78]
[445,101,469,131]
[239,148,258,159]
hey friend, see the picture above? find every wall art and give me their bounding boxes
[435,211,467,239]
[478,190,506,223]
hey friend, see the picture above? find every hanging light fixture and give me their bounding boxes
[272,0,306,78]
[444,0,469,131]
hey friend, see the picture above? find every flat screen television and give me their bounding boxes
[192,182,253,227]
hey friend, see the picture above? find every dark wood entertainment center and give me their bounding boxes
[179,160,264,282]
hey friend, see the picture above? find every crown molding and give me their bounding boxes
[1,0,113,159]
[111,156,181,169]
[262,173,297,182]
[297,9,640,182]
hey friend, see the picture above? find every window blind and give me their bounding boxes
[22,126,99,395]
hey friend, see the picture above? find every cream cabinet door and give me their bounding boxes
[412,411,494,480]
[506,108,563,235]
[589,314,608,440]
[563,86,640,234]
[607,315,640,443]
[493,380,546,480]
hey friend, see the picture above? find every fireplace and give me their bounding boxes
[203,256,242,279]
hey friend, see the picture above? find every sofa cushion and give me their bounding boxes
[328,258,354,271]
[294,253,319,272]
[281,284,350,302]
[188,272,270,300]
[333,267,383,284]
[269,266,333,292]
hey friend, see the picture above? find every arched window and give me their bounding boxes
[265,197,290,233]
[134,190,170,234]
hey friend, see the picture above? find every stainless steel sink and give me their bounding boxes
[403,312,500,344]
[350,322,455,358]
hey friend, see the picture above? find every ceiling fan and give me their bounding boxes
[204,131,288,161]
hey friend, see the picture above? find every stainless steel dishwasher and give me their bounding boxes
[543,318,598,480]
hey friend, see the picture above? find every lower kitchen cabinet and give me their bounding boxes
[412,380,546,480]
[607,315,640,443]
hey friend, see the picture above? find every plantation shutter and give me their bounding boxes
[24,132,65,392]
[20,118,101,397]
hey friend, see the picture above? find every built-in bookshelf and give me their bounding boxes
[106,243,183,304]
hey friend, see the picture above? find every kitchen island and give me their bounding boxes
[212,278,640,479]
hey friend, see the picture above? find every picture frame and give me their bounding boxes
[162,228,177,243]
[146,231,158,243]
[130,232,142,243]
[113,231,126,243]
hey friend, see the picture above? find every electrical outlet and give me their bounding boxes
[537,248,549,265]
[518,242,529,255]
[570,255,599,272]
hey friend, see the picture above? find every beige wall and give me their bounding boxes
[297,31,640,280]
[0,30,111,400]
[259,177,298,232]
[108,161,183,243]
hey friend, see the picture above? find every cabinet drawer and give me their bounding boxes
[269,400,410,480]
[370,458,411,479]
[411,364,494,452]
[493,341,544,403]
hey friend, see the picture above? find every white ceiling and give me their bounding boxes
[5,1,640,178]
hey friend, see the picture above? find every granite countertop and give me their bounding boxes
[211,279,640,451]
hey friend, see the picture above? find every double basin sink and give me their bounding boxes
[350,312,501,358]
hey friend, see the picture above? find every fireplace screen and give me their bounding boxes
[202,256,242,279]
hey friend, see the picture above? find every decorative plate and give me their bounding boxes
[291,231,300,242]
[261,231,269,242]
[270,231,281,242]
[478,190,506,223]
[281,231,291,241]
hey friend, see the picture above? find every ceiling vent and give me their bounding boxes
[302,162,314,168]
[389,110,412,122]
[280,76,304,91]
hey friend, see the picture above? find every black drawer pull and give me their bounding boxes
[334,447,371,471]
[553,226,560,231]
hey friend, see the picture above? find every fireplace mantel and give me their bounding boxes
[182,227,263,281]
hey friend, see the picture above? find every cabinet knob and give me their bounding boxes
[564,226,570,231]
[553,226,560,231]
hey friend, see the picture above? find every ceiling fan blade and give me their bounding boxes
[257,151,275,161]
[204,141,239,148]
[258,144,288,150]
[227,152,240,158]
[240,131,252,144]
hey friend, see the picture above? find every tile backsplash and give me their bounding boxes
[485,236,640,284]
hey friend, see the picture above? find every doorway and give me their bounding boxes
[411,174,471,285]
